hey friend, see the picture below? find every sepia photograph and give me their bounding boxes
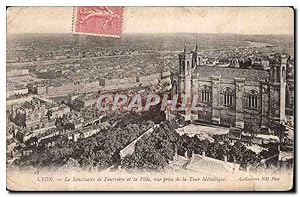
[5,6,294,191]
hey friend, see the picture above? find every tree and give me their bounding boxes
[46,110,53,120]
[245,121,261,138]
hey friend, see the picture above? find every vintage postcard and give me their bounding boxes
[6,7,294,191]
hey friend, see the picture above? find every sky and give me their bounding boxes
[7,7,294,35]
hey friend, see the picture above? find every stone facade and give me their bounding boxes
[170,46,290,131]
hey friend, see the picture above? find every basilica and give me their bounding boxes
[168,44,289,132]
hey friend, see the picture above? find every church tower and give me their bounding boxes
[192,37,202,67]
[178,44,193,121]
[178,45,192,96]
[269,53,288,124]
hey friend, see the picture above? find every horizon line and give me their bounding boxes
[7,32,294,36]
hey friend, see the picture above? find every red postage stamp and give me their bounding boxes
[72,6,123,37]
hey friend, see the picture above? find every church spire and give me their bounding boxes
[183,38,187,53]
[195,33,198,51]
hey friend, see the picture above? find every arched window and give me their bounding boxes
[186,61,190,74]
[172,80,178,95]
[247,90,258,109]
[277,67,281,82]
[282,67,286,80]
[200,85,211,103]
[223,87,233,107]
